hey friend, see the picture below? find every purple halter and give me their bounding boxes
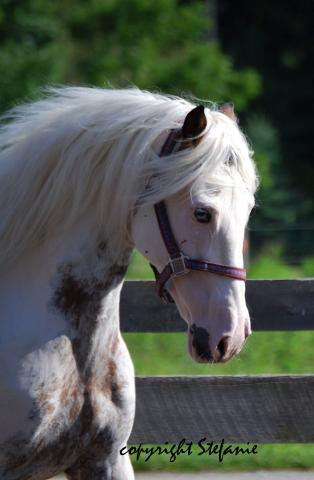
[150,128,246,303]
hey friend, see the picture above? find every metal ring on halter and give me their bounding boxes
[168,253,190,277]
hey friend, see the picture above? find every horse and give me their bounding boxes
[0,87,258,479]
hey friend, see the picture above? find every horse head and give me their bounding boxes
[133,103,256,363]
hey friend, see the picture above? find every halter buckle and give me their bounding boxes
[169,253,190,277]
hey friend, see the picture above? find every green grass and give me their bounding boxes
[125,331,314,376]
[131,444,314,472]
[125,247,314,471]
[126,249,155,281]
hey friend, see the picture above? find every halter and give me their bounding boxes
[150,128,246,303]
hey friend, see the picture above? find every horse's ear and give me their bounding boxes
[219,102,237,121]
[182,105,207,139]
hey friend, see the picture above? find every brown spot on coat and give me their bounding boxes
[100,359,124,409]
[5,248,132,479]
[52,262,128,328]
[65,426,114,479]
[50,259,128,373]
[2,386,113,478]
[108,360,124,409]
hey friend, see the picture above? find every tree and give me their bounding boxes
[217,0,314,200]
[0,0,260,113]
[217,0,314,260]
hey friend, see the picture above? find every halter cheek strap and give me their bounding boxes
[150,128,246,303]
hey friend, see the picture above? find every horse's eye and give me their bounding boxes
[194,208,212,224]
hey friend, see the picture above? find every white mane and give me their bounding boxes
[0,87,258,266]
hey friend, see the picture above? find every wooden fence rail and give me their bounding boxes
[121,279,314,332]
[120,280,314,444]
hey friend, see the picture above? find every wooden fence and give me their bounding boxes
[120,280,314,444]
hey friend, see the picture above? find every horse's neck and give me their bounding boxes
[1,213,132,367]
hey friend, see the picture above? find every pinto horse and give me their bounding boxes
[0,87,257,479]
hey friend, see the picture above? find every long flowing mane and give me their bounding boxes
[0,87,258,266]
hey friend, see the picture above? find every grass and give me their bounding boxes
[124,247,314,471]
[125,331,314,376]
[132,444,314,472]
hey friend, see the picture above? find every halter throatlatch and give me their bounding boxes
[150,117,246,303]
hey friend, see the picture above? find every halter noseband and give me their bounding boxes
[150,128,246,304]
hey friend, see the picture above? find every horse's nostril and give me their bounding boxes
[217,336,229,358]
[190,325,212,361]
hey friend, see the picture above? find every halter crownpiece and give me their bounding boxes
[150,105,246,303]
